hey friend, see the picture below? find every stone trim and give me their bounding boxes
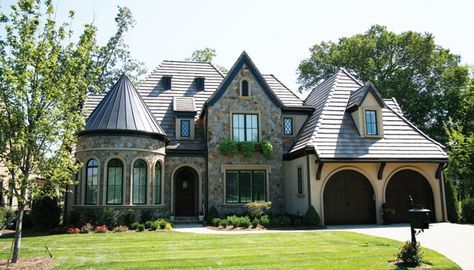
[76,148,166,155]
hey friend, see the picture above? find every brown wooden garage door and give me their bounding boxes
[324,170,376,225]
[385,170,434,223]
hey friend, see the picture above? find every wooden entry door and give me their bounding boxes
[175,167,197,216]
[324,170,376,225]
[385,170,434,222]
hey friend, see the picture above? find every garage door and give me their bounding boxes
[323,170,376,225]
[385,170,434,222]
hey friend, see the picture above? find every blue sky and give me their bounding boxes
[1,0,473,93]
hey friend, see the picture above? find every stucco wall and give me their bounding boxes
[283,156,308,215]
[309,158,445,225]
[206,67,285,215]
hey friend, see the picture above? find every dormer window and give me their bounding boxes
[180,119,191,137]
[240,79,250,97]
[195,77,205,91]
[365,110,378,135]
[162,76,172,90]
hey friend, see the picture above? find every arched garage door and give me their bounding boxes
[324,170,376,225]
[385,170,434,223]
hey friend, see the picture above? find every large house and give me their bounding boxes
[65,52,448,225]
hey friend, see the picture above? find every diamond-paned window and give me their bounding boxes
[180,119,190,137]
[283,117,293,136]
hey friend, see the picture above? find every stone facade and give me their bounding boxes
[206,67,285,215]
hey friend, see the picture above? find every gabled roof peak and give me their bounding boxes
[346,81,386,112]
[81,74,169,142]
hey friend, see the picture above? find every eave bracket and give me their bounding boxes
[378,162,386,180]
[316,160,324,180]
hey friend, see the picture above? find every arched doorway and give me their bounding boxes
[174,167,198,216]
[385,169,434,222]
[324,170,376,225]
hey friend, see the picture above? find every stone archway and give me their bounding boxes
[174,167,198,216]
[385,169,434,222]
[323,170,376,225]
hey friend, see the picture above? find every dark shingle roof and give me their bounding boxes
[82,74,168,140]
[262,74,303,107]
[346,82,385,112]
[290,69,447,160]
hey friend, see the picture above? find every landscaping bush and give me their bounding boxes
[239,216,251,228]
[246,201,272,219]
[396,241,422,267]
[260,215,270,227]
[68,209,81,227]
[145,221,155,229]
[211,218,221,227]
[271,215,292,227]
[149,222,158,230]
[103,208,121,229]
[252,218,259,228]
[130,222,140,230]
[0,207,15,230]
[293,217,303,226]
[165,223,172,230]
[304,206,321,226]
[30,196,61,231]
[137,224,145,232]
[207,206,220,222]
[113,225,128,233]
[226,215,240,227]
[94,224,107,233]
[123,209,136,227]
[81,208,99,225]
[218,140,238,156]
[140,209,155,223]
[157,219,167,229]
[80,222,94,233]
[444,178,459,223]
[218,218,228,228]
[67,227,80,234]
[462,197,474,223]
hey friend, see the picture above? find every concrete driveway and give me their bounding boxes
[327,222,473,270]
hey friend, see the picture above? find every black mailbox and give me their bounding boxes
[408,208,430,229]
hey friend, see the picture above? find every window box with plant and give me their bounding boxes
[218,139,273,159]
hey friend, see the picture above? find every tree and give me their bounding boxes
[187,47,228,74]
[298,25,469,144]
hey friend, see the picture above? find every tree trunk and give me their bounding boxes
[11,204,24,263]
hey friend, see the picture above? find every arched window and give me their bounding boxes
[107,159,123,205]
[85,159,99,205]
[241,80,249,96]
[132,159,147,204]
[153,162,162,204]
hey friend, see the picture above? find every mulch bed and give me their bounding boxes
[0,257,57,270]
[205,225,326,231]
[389,260,432,269]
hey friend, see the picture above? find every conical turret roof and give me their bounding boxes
[81,74,168,141]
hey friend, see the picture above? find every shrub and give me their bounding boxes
[260,215,270,227]
[145,221,155,229]
[157,219,167,229]
[67,227,80,234]
[137,224,145,232]
[103,208,121,229]
[80,222,94,233]
[130,222,140,230]
[149,222,158,230]
[219,140,238,156]
[94,224,107,233]
[219,218,228,228]
[444,178,459,223]
[396,241,423,267]
[260,140,273,159]
[68,209,81,227]
[140,209,155,223]
[304,206,321,226]
[123,209,136,227]
[0,207,15,230]
[165,223,172,230]
[211,218,221,227]
[252,218,259,228]
[271,215,292,227]
[113,225,129,233]
[226,215,240,227]
[239,216,251,228]
[238,141,255,158]
[462,197,474,223]
[246,201,272,219]
[207,206,220,222]
[31,196,62,231]
[293,217,303,226]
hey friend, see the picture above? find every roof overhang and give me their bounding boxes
[77,129,171,144]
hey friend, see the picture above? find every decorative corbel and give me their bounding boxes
[316,160,324,180]
[378,162,386,180]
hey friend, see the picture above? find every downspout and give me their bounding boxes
[306,150,312,209]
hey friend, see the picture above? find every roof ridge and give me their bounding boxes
[267,74,303,102]
[163,59,211,64]
[339,68,364,86]
[385,104,446,152]
[208,62,226,78]
[303,72,338,104]
[390,97,403,115]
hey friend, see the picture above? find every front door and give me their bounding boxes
[175,167,197,216]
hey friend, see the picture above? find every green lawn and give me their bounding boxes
[0,231,460,269]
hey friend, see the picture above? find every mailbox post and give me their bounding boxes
[407,196,431,244]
